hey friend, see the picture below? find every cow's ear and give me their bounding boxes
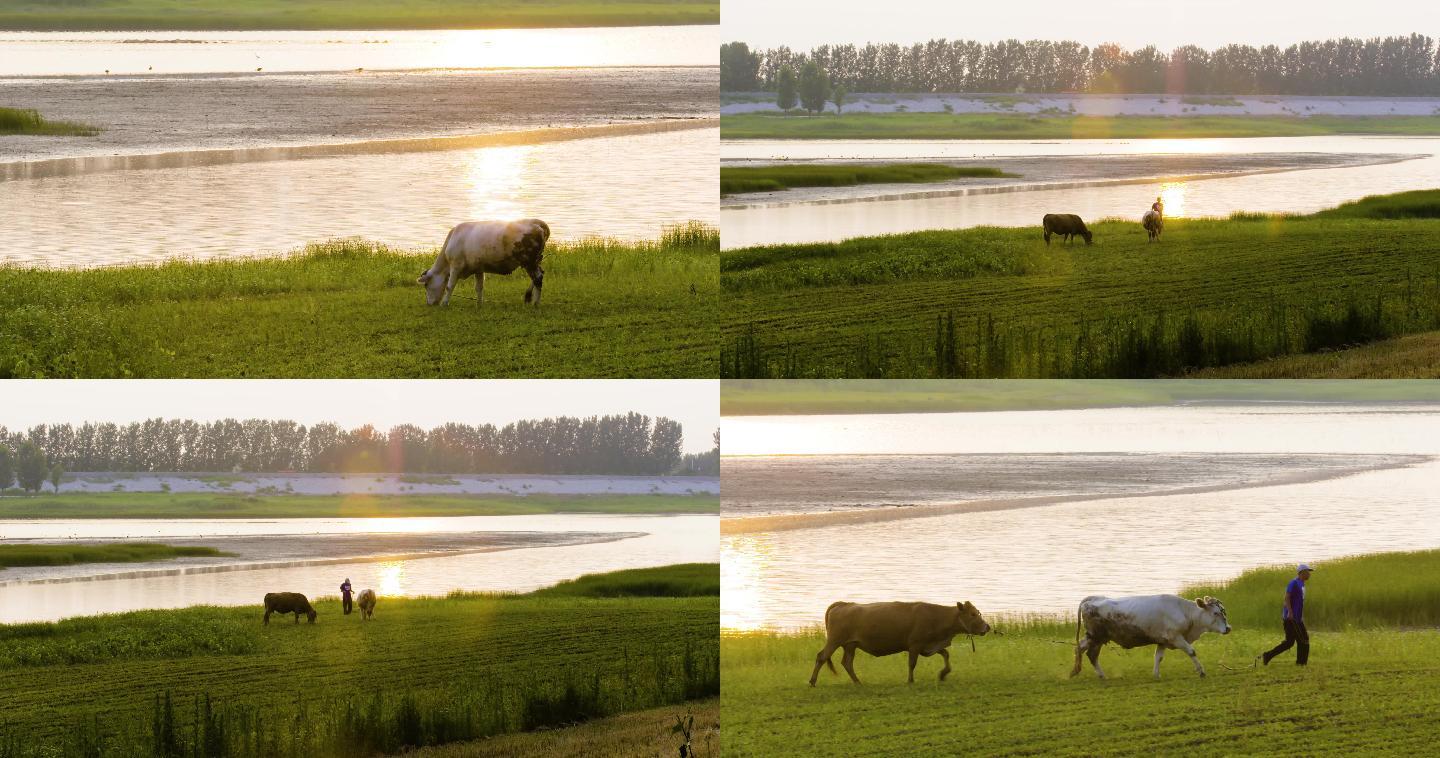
[1195,597,1207,608]
[417,272,429,283]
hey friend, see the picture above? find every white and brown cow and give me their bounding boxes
[1071,594,1231,680]
[810,600,992,686]
[418,219,551,307]
[357,589,376,620]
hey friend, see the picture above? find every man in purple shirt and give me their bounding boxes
[341,578,354,615]
[1260,564,1313,666]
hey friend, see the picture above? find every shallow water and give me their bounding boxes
[720,404,1440,631]
[719,135,1440,248]
[0,126,718,267]
[0,27,718,76]
[0,513,717,623]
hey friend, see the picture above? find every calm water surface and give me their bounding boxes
[719,136,1440,248]
[0,513,717,623]
[721,404,1440,630]
[1,126,717,266]
[0,27,717,76]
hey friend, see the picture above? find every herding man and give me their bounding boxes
[1260,563,1313,666]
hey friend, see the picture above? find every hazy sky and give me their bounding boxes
[725,0,1440,51]
[0,380,718,454]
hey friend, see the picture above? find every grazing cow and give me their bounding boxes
[357,589,376,620]
[1042,213,1093,245]
[1071,594,1231,679]
[1142,210,1164,242]
[418,219,551,307]
[810,600,992,685]
[263,592,317,625]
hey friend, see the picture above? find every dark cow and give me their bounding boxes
[810,600,992,685]
[1142,210,1164,242]
[419,219,551,307]
[1042,213,1093,245]
[1071,594,1231,679]
[263,592,317,625]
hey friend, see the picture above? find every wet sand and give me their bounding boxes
[721,150,1419,208]
[0,65,717,163]
[720,454,1428,535]
[0,530,640,585]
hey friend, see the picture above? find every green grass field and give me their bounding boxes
[0,564,719,757]
[720,163,1012,195]
[1190,330,1440,378]
[0,0,717,31]
[0,225,717,378]
[0,107,98,136]
[721,192,1440,378]
[0,492,717,519]
[719,112,1440,140]
[0,543,226,569]
[411,698,718,757]
[722,551,1440,755]
[719,379,1440,415]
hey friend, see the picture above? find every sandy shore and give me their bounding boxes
[1,66,717,163]
[0,529,641,586]
[720,454,1428,535]
[721,150,1418,208]
[722,92,1440,117]
[44,472,719,496]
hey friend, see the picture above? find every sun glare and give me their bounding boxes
[1158,181,1188,217]
[462,144,534,219]
[377,561,406,596]
[720,534,775,632]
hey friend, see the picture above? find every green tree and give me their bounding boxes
[0,445,14,490]
[49,463,64,493]
[776,65,798,110]
[16,442,47,493]
[831,84,848,114]
[799,61,830,114]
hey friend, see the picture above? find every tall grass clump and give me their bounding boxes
[1182,549,1440,630]
[0,543,227,569]
[0,107,99,136]
[527,563,720,598]
[720,163,1012,194]
[1314,189,1440,220]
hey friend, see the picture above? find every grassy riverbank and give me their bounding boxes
[0,543,226,568]
[719,112,1440,140]
[0,107,98,136]
[0,492,718,519]
[0,564,719,757]
[0,0,717,31]
[719,379,1440,415]
[721,192,1440,378]
[0,225,717,378]
[720,163,1011,194]
[722,551,1440,755]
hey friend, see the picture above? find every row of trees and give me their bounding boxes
[0,442,63,493]
[0,415,719,477]
[722,35,1440,96]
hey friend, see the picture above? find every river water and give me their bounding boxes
[719,135,1440,249]
[720,403,1440,631]
[0,513,717,623]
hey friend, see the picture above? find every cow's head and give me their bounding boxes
[954,600,992,636]
[1081,229,1094,245]
[417,268,446,306]
[1194,596,1230,634]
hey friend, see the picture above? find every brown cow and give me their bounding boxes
[1042,213,1093,245]
[357,589,376,620]
[263,592,317,625]
[809,600,992,685]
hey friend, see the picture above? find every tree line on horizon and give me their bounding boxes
[721,34,1440,97]
[0,415,720,484]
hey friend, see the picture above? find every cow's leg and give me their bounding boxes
[263,609,271,625]
[1172,637,1205,677]
[840,644,861,684]
[809,641,840,686]
[524,265,543,306]
[906,650,919,684]
[1044,230,1051,245]
[440,268,461,306]
[1153,646,1166,679]
[1087,642,1106,679]
[937,648,952,681]
[1070,638,1086,678]
[473,272,485,307]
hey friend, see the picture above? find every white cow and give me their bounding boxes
[1071,594,1231,679]
[418,219,550,307]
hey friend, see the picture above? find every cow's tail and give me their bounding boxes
[821,602,846,674]
[1074,602,1083,646]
